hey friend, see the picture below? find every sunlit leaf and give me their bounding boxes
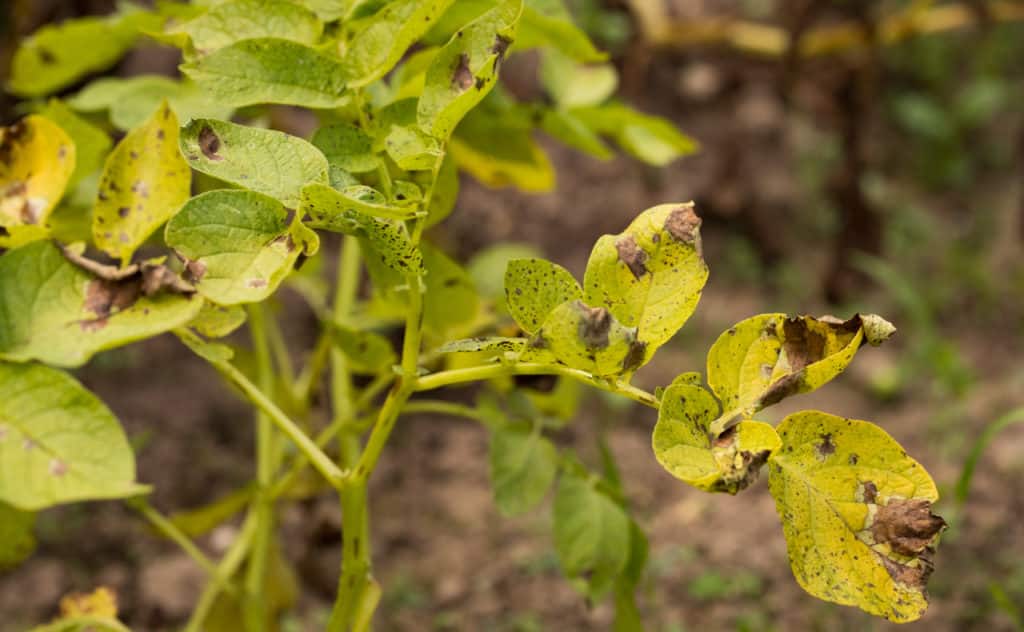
[312,123,379,177]
[300,182,419,223]
[540,50,617,109]
[536,299,638,376]
[574,102,698,166]
[385,124,444,171]
[169,0,323,52]
[69,76,234,131]
[490,426,558,516]
[517,0,606,62]
[438,337,527,353]
[188,302,247,338]
[539,109,612,160]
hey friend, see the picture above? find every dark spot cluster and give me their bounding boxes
[575,301,612,349]
[615,235,648,279]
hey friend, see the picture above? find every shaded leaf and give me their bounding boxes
[504,258,581,334]
[422,242,480,335]
[330,323,396,374]
[540,50,617,109]
[539,109,612,160]
[490,426,559,516]
[419,154,459,228]
[385,124,443,171]
[166,487,254,538]
[312,123,378,176]
[0,502,36,570]
[450,105,554,191]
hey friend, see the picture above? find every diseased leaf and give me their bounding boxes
[652,383,780,493]
[504,258,582,335]
[0,115,76,248]
[553,472,630,599]
[0,242,201,367]
[181,38,348,108]
[311,123,378,176]
[438,337,527,353]
[583,203,708,368]
[189,302,247,338]
[300,182,419,223]
[417,0,522,139]
[0,362,144,510]
[181,119,329,208]
[38,100,111,187]
[93,101,191,262]
[706,313,895,425]
[574,103,698,166]
[341,0,455,86]
[768,411,945,622]
[165,190,319,305]
[450,105,554,192]
[169,0,323,52]
[69,76,234,131]
[537,299,639,376]
[0,502,36,570]
[517,0,606,62]
[490,426,558,516]
[31,586,129,631]
[330,323,396,374]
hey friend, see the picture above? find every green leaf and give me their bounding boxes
[296,0,350,20]
[165,190,319,305]
[768,411,945,622]
[0,361,144,510]
[341,0,456,86]
[180,118,329,208]
[417,0,522,139]
[38,100,112,187]
[539,109,612,160]
[553,472,631,599]
[613,520,648,632]
[0,501,36,570]
[537,299,639,376]
[489,426,559,516]
[583,203,708,368]
[422,242,480,336]
[69,76,234,131]
[0,115,76,248]
[189,302,247,338]
[574,103,698,166]
[169,0,323,52]
[93,101,191,262]
[438,337,527,353]
[311,123,379,175]
[450,104,554,192]
[181,38,348,108]
[517,0,606,62]
[8,14,140,97]
[300,182,419,223]
[652,383,780,493]
[418,154,459,228]
[329,323,396,374]
[0,241,201,367]
[540,50,618,109]
[385,124,444,171]
[166,486,254,538]
[706,313,895,423]
[504,258,582,335]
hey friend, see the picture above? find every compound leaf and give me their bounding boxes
[0,361,143,510]
[165,190,319,305]
[181,119,329,208]
[93,101,191,263]
[490,426,559,516]
[583,203,708,368]
[768,411,945,622]
[169,0,323,52]
[0,502,36,570]
[504,258,581,335]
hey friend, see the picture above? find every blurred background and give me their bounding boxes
[1,1,1023,630]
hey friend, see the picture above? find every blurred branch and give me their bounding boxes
[631,1,1024,57]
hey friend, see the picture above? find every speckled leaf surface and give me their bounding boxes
[181,119,328,208]
[169,0,323,53]
[165,190,319,305]
[652,383,780,493]
[438,337,527,354]
[181,38,348,108]
[311,123,378,174]
[490,427,558,516]
[0,362,143,510]
[299,183,418,223]
[504,258,581,335]
[583,203,708,368]
[536,299,638,376]
[0,242,201,367]
[768,411,944,622]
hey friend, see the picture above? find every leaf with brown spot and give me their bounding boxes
[537,299,638,376]
[504,258,582,335]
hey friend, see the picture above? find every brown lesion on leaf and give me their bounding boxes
[574,301,611,349]
[857,479,878,503]
[621,338,647,372]
[664,204,701,246]
[870,498,947,557]
[49,459,68,477]
[615,235,648,279]
[709,426,772,494]
[878,552,935,591]
[452,53,474,91]
[782,317,829,372]
[247,278,268,289]
[490,34,513,73]
[758,371,801,408]
[198,125,224,161]
[815,433,836,459]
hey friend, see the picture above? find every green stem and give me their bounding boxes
[184,511,259,632]
[413,363,661,409]
[294,329,333,405]
[401,400,496,426]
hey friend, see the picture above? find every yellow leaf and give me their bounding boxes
[59,586,118,619]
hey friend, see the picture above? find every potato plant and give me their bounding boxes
[0,1,946,630]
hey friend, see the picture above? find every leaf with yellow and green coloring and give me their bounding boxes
[504,258,581,334]
[652,383,780,493]
[450,105,554,192]
[418,154,459,228]
[0,362,145,510]
[385,125,443,171]
[490,426,558,516]
[92,101,191,263]
[329,323,396,374]
[181,38,349,108]
[311,123,378,176]
[768,411,945,622]
[0,502,35,570]
[165,190,319,305]
[296,0,349,21]
[706,313,896,424]
[388,47,440,103]
[69,76,234,131]
[422,242,480,335]
[189,302,247,338]
[516,0,606,62]
[168,0,323,53]
[438,337,527,354]
[573,103,698,166]
[38,100,111,187]
[537,299,639,376]
[539,109,612,160]
[341,0,455,87]
[181,119,329,208]
[0,115,76,248]
[583,203,708,368]
[540,50,617,109]
[0,242,201,367]
[300,183,420,225]
[553,471,630,599]
[417,0,522,139]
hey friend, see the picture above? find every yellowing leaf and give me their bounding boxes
[69,76,234,131]
[504,258,582,334]
[652,383,780,493]
[450,106,554,192]
[300,183,419,223]
[536,299,640,376]
[188,302,247,338]
[768,411,945,622]
[60,587,118,619]
[38,100,111,187]
[0,115,76,248]
[583,203,708,368]
[93,101,191,263]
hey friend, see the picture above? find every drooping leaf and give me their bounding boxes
[573,102,698,166]
[180,119,329,208]
[489,426,559,516]
[341,0,455,87]
[329,323,396,374]
[536,299,639,376]
[93,101,191,262]
[706,313,896,424]
[504,258,582,335]
[166,487,255,538]
[0,115,76,248]
[0,242,201,367]
[188,302,247,338]
[0,362,144,510]
[68,76,234,131]
[38,100,111,187]
[165,190,319,305]
[450,104,554,191]
[168,0,323,52]
[417,0,522,139]
[299,182,418,223]
[768,411,945,622]
[583,203,708,368]
[422,242,480,336]
[553,471,631,599]
[181,38,349,108]
[517,0,606,62]
[0,502,36,570]
[652,383,780,493]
